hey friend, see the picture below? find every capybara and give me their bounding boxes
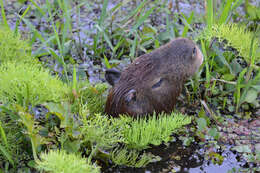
[105,38,203,117]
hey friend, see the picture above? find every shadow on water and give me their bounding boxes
[102,140,246,173]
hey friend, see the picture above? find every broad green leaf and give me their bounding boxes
[244,88,258,104]
[233,145,251,153]
[196,118,207,131]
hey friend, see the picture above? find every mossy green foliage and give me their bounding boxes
[0,62,68,108]
[36,150,100,173]
[111,147,155,168]
[0,27,32,63]
[202,24,259,63]
[75,81,108,115]
[80,112,191,167]
[123,112,191,150]
[0,113,32,167]
[80,113,125,150]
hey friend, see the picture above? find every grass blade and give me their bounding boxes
[29,0,45,16]
[131,6,156,33]
[14,5,31,36]
[0,0,9,28]
[121,0,147,23]
[181,11,194,37]
[103,53,111,69]
[236,68,248,112]
[206,0,214,28]
[96,24,114,51]
[99,0,108,25]
[218,0,233,24]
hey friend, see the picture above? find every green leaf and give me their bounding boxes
[218,0,233,24]
[233,145,251,153]
[103,53,111,69]
[0,145,14,166]
[222,74,235,81]
[206,0,214,28]
[230,59,243,75]
[244,88,258,104]
[131,6,156,32]
[208,128,219,139]
[44,102,65,121]
[196,118,207,131]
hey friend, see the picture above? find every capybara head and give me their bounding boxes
[105,38,203,117]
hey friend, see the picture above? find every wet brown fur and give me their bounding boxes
[105,38,203,117]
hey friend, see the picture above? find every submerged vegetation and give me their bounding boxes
[0,0,259,172]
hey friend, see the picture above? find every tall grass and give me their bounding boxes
[0,0,9,28]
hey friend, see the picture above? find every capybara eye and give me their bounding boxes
[152,78,163,89]
[192,47,197,57]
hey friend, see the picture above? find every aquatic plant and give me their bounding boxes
[0,62,68,108]
[0,119,15,167]
[201,23,259,63]
[74,81,108,115]
[111,146,155,168]
[0,28,32,63]
[80,113,125,151]
[36,150,100,173]
[123,112,191,150]
[79,112,191,167]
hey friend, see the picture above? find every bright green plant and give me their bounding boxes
[16,106,46,161]
[111,147,155,168]
[80,113,125,162]
[205,0,243,28]
[79,112,191,167]
[75,81,108,115]
[200,23,260,111]
[0,62,68,109]
[0,0,8,28]
[123,112,191,150]
[202,24,259,63]
[0,120,14,167]
[36,150,100,173]
[0,28,32,63]
[0,109,32,168]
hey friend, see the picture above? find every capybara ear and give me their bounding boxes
[105,68,121,86]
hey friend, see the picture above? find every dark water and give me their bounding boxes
[102,140,247,173]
